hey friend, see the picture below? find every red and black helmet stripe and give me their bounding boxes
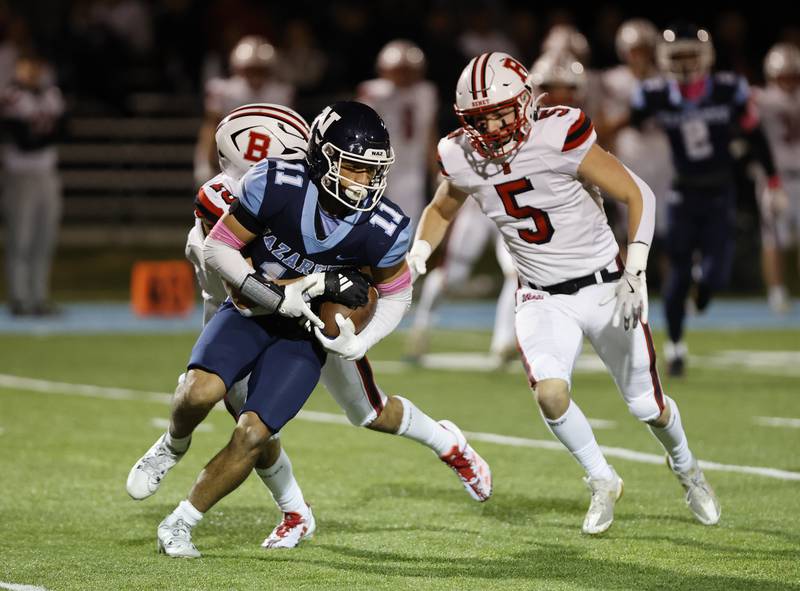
[469,53,494,99]
[562,111,594,152]
[217,104,310,140]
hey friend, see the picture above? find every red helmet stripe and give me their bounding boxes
[480,52,493,98]
[217,109,310,140]
[224,104,309,134]
[469,56,480,99]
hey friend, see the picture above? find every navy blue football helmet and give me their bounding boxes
[307,101,395,212]
[657,23,715,83]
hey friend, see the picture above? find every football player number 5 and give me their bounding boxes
[494,178,554,244]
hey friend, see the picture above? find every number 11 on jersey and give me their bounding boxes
[494,178,554,245]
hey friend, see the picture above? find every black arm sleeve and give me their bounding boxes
[229,199,267,235]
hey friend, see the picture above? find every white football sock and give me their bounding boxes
[165,431,191,454]
[255,448,308,516]
[648,396,694,473]
[544,400,614,480]
[395,396,457,456]
[171,499,203,528]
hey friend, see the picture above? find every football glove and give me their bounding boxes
[322,269,371,308]
[239,272,324,328]
[406,240,432,283]
[600,269,649,331]
[314,313,366,361]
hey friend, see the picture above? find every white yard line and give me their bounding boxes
[753,416,800,428]
[0,582,50,591]
[1,373,799,482]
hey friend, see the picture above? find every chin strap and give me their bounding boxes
[531,92,549,120]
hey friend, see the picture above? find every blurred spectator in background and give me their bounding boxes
[1,53,65,316]
[194,35,295,185]
[0,6,20,89]
[752,42,800,313]
[357,39,438,228]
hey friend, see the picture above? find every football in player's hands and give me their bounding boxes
[319,286,378,337]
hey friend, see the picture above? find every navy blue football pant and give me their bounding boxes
[187,301,326,433]
[663,186,736,343]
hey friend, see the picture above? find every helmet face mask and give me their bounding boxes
[307,102,395,213]
[454,53,533,160]
[319,142,394,212]
[456,92,532,159]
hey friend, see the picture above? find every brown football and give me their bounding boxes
[319,286,379,337]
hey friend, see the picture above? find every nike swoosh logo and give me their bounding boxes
[336,255,357,262]
[625,280,635,294]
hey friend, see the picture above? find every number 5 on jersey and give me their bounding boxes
[495,178,554,244]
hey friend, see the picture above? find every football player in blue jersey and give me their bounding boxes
[630,24,785,376]
[144,102,490,558]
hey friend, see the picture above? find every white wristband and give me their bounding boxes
[625,242,650,276]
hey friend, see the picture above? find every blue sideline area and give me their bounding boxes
[1,298,799,335]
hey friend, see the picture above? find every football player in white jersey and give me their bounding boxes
[601,19,674,242]
[194,36,295,185]
[753,43,800,313]
[128,103,491,553]
[357,40,439,228]
[408,52,720,534]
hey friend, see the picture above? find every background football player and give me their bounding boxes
[357,39,439,230]
[194,35,295,185]
[408,51,720,535]
[631,24,785,375]
[752,43,800,313]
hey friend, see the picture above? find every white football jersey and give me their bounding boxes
[754,84,800,175]
[438,106,618,287]
[358,78,438,224]
[205,75,295,116]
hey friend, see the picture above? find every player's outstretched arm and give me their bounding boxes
[578,144,656,329]
[408,180,469,280]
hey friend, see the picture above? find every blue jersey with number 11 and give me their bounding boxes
[230,158,411,281]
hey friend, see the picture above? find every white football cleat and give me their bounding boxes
[126,433,188,500]
[438,420,493,502]
[261,506,316,549]
[157,516,201,558]
[667,456,721,525]
[582,466,624,535]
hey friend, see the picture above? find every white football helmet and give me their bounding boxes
[454,52,533,159]
[215,103,310,180]
[764,42,800,80]
[615,19,658,62]
[230,35,276,71]
[657,24,715,84]
[528,51,587,104]
[542,25,590,63]
[377,39,426,74]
